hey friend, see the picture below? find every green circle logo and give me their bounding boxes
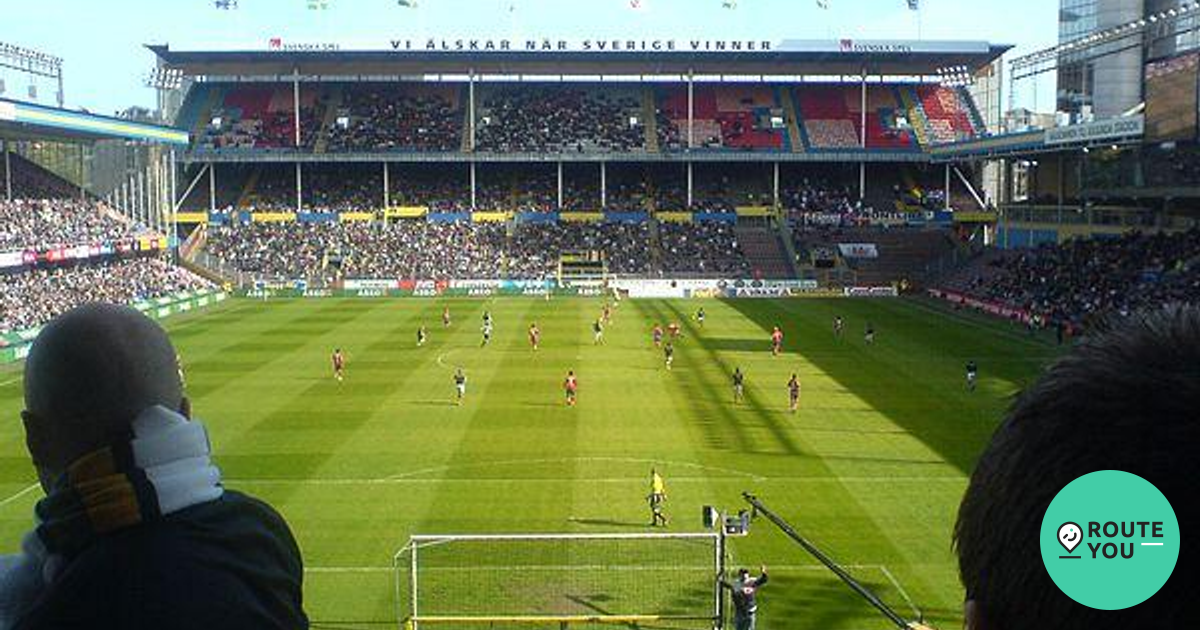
[1041,470,1180,609]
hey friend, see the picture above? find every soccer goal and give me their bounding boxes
[394,532,724,629]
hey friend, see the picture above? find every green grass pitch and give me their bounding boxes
[0,296,1060,629]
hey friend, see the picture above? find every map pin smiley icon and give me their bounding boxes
[1058,522,1082,554]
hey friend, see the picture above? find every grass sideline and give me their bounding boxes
[0,296,1058,629]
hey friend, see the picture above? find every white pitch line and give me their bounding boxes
[225,476,964,485]
[879,564,922,620]
[0,483,40,509]
[0,378,20,388]
[386,456,766,482]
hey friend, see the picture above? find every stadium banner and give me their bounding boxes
[215,36,992,55]
[0,250,27,269]
[906,210,954,227]
[611,278,721,298]
[339,212,376,222]
[693,212,738,224]
[135,236,169,251]
[656,212,694,224]
[472,211,511,223]
[1044,115,1144,146]
[250,212,296,223]
[345,279,401,290]
[385,206,428,219]
[446,279,554,296]
[735,205,775,217]
[559,212,604,223]
[396,280,450,296]
[297,212,337,223]
[557,279,605,297]
[604,212,649,224]
[448,279,503,296]
[843,286,899,297]
[175,212,208,224]
[426,212,471,223]
[836,243,880,259]
[503,279,554,296]
[516,211,560,224]
[954,211,999,223]
[927,288,1031,322]
[721,279,822,298]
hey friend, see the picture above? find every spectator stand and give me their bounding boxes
[155,39,1006,225]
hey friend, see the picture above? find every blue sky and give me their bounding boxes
[2,0,1059,116]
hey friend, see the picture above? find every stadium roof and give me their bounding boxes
[0,98,189,145]
[149,38,1010,77]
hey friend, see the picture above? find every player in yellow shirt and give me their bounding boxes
[648,468,668,527]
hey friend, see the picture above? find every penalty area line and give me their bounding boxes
[0,483,40,509]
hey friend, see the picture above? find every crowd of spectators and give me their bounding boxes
[0,199,136,251]
[205,222,506,281]
[327,86,463,152]
[204,220,752,280]
[658,222,750,276]
[0,257,211,332]
[947,228,1200,327]
[507,223,651,277]
[475,87,648,153]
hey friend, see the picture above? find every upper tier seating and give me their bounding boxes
[201,85,324,150]
[795,85,917,150]
[328,84,463,152]
[913,86,980,144]
[658,85,787,151]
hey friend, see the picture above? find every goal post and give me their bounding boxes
[394,532,724,629]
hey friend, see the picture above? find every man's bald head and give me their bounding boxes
[22,303,184,486]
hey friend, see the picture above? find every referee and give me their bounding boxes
[648,468,668,527]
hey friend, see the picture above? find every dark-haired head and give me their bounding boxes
[956,305,1200,629]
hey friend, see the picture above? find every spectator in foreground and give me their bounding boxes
[956,305,1198,629]
[0,304,307,629]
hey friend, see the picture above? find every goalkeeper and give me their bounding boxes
[647,468,668,527]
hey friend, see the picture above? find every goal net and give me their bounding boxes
[394,532,723,629]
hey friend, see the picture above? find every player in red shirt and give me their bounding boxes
[771,326,784,357]
[331,348,345,382]
[564,370,578,407]
[529,323,541,351]
[652,324,664,348]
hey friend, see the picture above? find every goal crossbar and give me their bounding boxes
[413,614,715,623]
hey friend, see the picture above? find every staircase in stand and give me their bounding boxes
[836,228,956,286]
[736,225,796,279]
[778,87,805,153]
[312,86,342,154]
[642,87,660,153]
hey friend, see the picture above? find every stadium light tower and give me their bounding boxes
[0,42,64,107]
[145,66,185,122]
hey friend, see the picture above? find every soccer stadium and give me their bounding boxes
[0,1,1197,629]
